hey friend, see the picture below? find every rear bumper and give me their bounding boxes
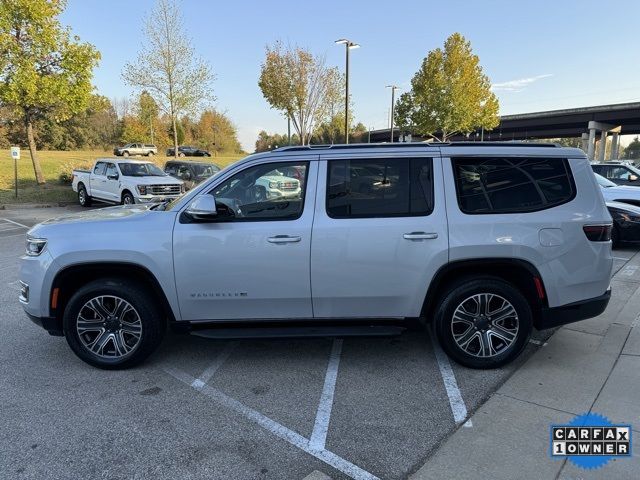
[536,288,611,330]
[25,312,63,336]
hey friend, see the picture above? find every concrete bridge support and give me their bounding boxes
[586,121,621,162]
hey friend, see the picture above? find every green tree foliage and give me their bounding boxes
[624,137,640,160]
[123,0,214,158]
[311,114,367,144]
[395,33,499,141]
[255,130,300,152]
[0,0,100,183]
[194,110,242,154]
[259,42,343,145]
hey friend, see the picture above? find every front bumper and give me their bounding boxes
[25,312,63,336]
[536,288,611,330]
[136,194,182,203]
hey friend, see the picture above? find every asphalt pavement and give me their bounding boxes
[0,206,635,479]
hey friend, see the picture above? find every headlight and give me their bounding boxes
[137,185,148,195]
[269,181,278,189]
[26,236,47,256]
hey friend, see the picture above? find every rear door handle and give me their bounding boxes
[403,232,438,240]
[267,235,302,244]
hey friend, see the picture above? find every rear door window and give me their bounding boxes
[326,158,433,218]
[452,157,575,214]
[93,162,106,176]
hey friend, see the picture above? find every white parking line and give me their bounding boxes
[164,366,379,480]
[310,339,343,450]
[191,341,239,389]
[430,334,470,426]
[1,218,29,229]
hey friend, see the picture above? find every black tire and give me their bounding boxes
[612,225,621,248]
[122,191,135,205]
[434,277,532,369]
[78,183,92,207]
[63,278,166,369]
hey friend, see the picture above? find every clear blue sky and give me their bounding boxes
[61,0,640,151]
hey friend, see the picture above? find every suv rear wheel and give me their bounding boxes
[434,277,532,369]
[63,278,166,369]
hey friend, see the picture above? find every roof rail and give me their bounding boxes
[272,141,561,152]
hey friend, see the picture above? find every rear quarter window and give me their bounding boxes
[452,157,576,214]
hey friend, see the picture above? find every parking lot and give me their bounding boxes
[0,206,636,480]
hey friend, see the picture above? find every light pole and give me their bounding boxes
[386,85,400,143]
[335,38,359,144]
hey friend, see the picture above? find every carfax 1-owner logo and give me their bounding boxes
[550,413,632,469]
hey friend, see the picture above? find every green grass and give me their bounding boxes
[0,150,247,205]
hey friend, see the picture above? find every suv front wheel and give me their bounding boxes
[434,277,532,369]
[63,278,166,369]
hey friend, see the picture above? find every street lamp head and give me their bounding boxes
[386,85,400,90]
[335,38,359,48]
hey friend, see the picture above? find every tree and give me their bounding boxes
[259,42,342,145]
[395,33,499,141]
[123,0,214,158]
[0,0,100,184]
[624,137,640,160]
[137,91,159,144]
[255,130,299,152]
[196,110,242,154]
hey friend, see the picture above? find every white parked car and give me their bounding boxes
[595,172,640,207]
[21,143,612,370]
[72,159,184,206]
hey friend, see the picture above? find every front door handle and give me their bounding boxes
[403,232,438,240]
[268,235,302,244]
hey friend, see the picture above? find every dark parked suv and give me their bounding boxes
[164,160,221,190]
[166,146,211,157]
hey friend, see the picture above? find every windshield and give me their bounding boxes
[118,162,166,177]
[594,173,617,188]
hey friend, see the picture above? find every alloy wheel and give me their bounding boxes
[76,295,142,359]
[450,293,519,358]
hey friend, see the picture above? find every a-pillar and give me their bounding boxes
[598,130,607,162]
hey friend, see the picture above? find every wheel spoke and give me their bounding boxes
[452,310,476,325]
[479,294,489,316]
[478,331,496,357]
[455,327,479,351]
[120,322,141,335]
[490,324,517,344]
[87,298,111,319]
[88,331,111,355]
[77,319,104,334]
[113,331,130,356]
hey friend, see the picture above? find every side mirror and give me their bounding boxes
[629,174,638,182]
[107,174,119,180]
[185,195,217,221]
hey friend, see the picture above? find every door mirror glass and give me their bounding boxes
[185,194,217,221]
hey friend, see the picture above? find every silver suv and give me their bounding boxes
[19,143,613,369]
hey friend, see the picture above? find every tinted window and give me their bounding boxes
[326,158,433,218]
[452,157,575,214]
[608,166,631,180]
[211,161,308,221]
[93,162,106,175]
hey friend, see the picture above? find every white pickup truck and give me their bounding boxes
[72,159,184,206]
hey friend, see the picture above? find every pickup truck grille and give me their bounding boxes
[149,184,181,195]
[280,181,298,191]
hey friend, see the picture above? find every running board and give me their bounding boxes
[190,325,406,340]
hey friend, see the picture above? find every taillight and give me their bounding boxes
[583,224,612,242]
